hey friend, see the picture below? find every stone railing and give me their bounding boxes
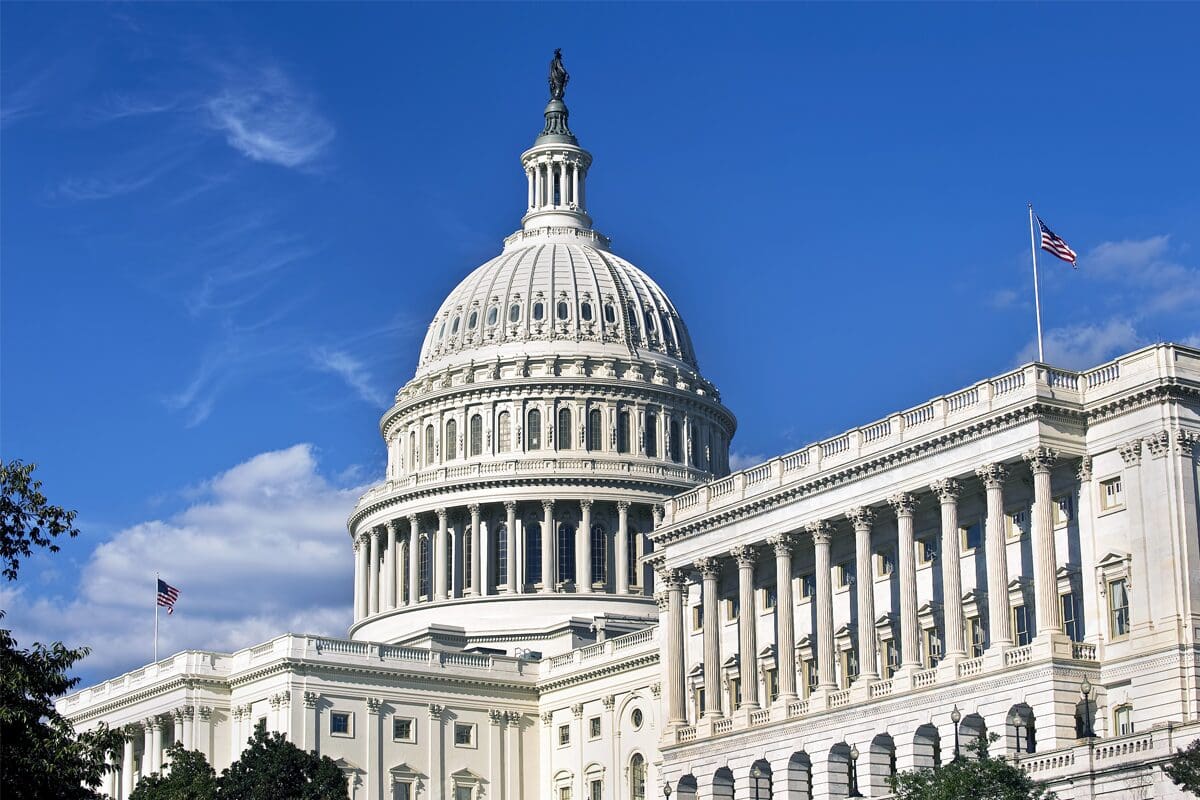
[662,344,1199,525]
[1004,644,1034,667]
[749,708,771,726]
[1071,642,1097,660]
[57,650,230,715]
[541,626,659,676]
[1016,722,1200,785]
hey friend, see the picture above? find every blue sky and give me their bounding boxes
[3,3,1198,685]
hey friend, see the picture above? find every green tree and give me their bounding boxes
[0,459,124,799]
[1164,738,1200,795]
[888,735,1056,800]
[215,724,348,800]
[130,744,218,800]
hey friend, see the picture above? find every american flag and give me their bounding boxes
[1038,216,1078,267]
[157,578,180,615]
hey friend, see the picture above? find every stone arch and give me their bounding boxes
[913,722,941,769]
[783,751,812,800]
[675,773,697,800]
[959,712,988,759]
[628,752,647,800]
[748,759,772,800]
[826,742,852,799]
[711,766,734,800]
[1006,702,1036,754]
[865,733,896,795]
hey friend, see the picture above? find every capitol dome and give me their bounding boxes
[346,57,734,654]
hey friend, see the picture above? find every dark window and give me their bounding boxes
[467,311,478,329]
[588,408,603,451]
[527,409,542,450]
[445,419,457,460]
[496,523,508,585]
[617,411,631,454]
[527,522,542,584]
[497,411,511,453]
[393,718,413,741]
[451,317,460,335]
[330,712,351,735]
[487,306,498,326]
[604,304,617,324]
[469,414,483,456]
[424,425,435,466]
[645,411,658,458]
[591,525,607,584]
[557,407,572,450]
[558,523,575,584]
[508,303,521,323]
[557,301,569,320]
[627,528,639,585]
[669,420,682,463]
[581,302,593,321]
[533,302,545,321]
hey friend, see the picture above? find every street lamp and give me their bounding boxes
[848,744,863,798]
[1008,709,1023,754]
[662,779,672,800]
[1080,676,1095,738]
[951,705,962,761]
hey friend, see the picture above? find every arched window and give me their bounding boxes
[527,409,542,450]
[467,310,478,330]
[527,522,542,585]
[451,316,461,335]
[419,535,430,599]
[627,305,640,340]
[532,301,545,321]
[617,410,631,454]
[557,407,573,450]
[438,321,446,341]
[497,411,512,453]
[588,408,603,451]
[663,320,677,350]
[629,754,646,800]
[445,419,457,461]
[645,411,658,458]
[669,419,682,463]
[508,303,521,323]
[495,523,508,586]
[556,301,569,320]
[581,302,593,321]
[487,306,498,326]
[469,414,483,456]
[425,424,436,466]
[557,523,575,584]
[591,524,607,585]
[690,423,703,467]
[604,303,616,324]
[409,431,418,469]
[749,761,772,800]
[627,528,639,586]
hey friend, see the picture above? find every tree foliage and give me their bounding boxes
[1,459,80,580]
[888,735,1056,800]
[1,459,123,799]
[130,744,219,800]
[1164,738,1200,795]
[215,725,348,800]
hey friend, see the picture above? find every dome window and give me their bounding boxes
[468,311,478,330]
[533,302,545,321]
[451,317,461,335]
[508,303,521,323]
[604,304,616,324]
[527,409,542,450]
[487,306,498,326]
[557,408,572,450]
[438,321,447,341]
[580,302,593,322]
[644,313,656,332]
[556,301,569,321]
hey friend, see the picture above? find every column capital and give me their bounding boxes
[976,462,1009,488]
[652,504,665,526]
[428,703,445,719]
[616,499,631,513]
[505,710,523,725]
[571,703,584,719]
[435,507,448,522]
[1023,445,1059,474]
[930,478,963,503]
[541,711,554,727]
[488,709,505,726]
[846,506,876,530]
[1077,455,1093,482]
[659,567,688,589]
[366,698,383,715]
[888,492,920,516]
[352,534,365,552]
[303,691,319,708]
[541,499,555,513]
[806,519,834,545]
[370,524,385,540]
[503,500,517,512]
[654,590,670,611]
[1118,438,1143,466]
[693,556,722,578]
[766,533,795,555]
[407,514,420,529]
[602,694,616,710]
[387,518,403,533]
[467,503,481,517]
[579,498,594,511]
[730,544,758,568]
[146,716,163,730]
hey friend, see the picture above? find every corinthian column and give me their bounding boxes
[468,504,482,596]
[407,516,420,604]
[504,501,518,594]
[768,534,799,704]
[121,731,135,798]
[694,557,723,718]
[661,569,688,726]
[615,501,631,594]
[368,526,382,615]
[434,509,448,600]
[385,520,399,610]
[808,521,837,690]
[976,463,1012,649]
[577,500,593,593]
[848,507,879,681]
[540,500,555,593]
[889,494,921,669]
[1025,446,1061,637]
[353,535,366,621]
[932,479,966,659]
[730,545,759,711]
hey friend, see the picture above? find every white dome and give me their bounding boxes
[416,230,699,378]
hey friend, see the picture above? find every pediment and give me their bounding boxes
[1097,551,1131,570]
[334,757,364,774]
[389,762,426,778]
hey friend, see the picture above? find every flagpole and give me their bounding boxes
[154,571,159,663]
[1028,202,1045,362]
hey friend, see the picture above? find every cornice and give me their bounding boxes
[65,675,230,724]
[536,650,659,693]
[227,657,538,695]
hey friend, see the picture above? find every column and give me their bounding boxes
[540,500,555,593]
[398,538,408,605]
[181,705,194,750]
[469,504,482,596]
[506,712,522,800]
[488,711,505,800]
[932,479,966,659]
[368,526,381,616]
[353,535,366,621]
[694,557,723,718]
[663,569,688,725]
[408,516,420,604]
[121,731,135,799]
[1025,447,1061,636]
[731,545,759,711]
[577,500,593,592]
[526,168,534,209]
[534,163,542,209]
[505,501,518,593]
[428,705,444,800]
[808,521,837,690]
[434,508,448,600]
[366,698,382,800]
[889,493,921,669]
[572,162,580,208]
[385,520,398,610]
[848,508,879,681]
[768,534,799,703]
[142,721,154,777]
[976,463,1013,649]
[558,160,567,206]
[171,710,184,763]
[616,501,631,594]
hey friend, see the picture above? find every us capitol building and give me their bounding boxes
[60,55,1200,800]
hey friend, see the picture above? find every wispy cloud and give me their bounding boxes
[48,155,183,202]
[204,67,334,169]
[729,451,769,471]
[310,347,389,408]
[1018,318,1141,370]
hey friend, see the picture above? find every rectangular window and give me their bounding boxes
[840,648,859,688]
[766,668,779,701]
[393,717,415,742]
[590,778,603,800]
[918,538,938,564]
[1114,705,1134,736]
[454,723,475,747]
[800,573,816,599]
[1100,477,1124,511]
[589,716,601,739]
[724,597,739,621]
[1013,604,1032,646]
[457,788,474,800]
[558,724,570,746]
[883,639,900,678]
[692,604,703,631]
[1109,578,1130,638]
[729,677,742,709]
[396,783,412,800]
[803,659,818,696]
[959,522,982,553]
[923,628,942,668]
[968,616,985,657]
[1053,494,1073,527]
[761,585,777,610]
[1061,592,1081,642]
[330,711,352,737]
[558,787,572,800]
[875,551,894,577]
[1006,508,1030,540]
[836,562,854,588]
[693,686,705,719]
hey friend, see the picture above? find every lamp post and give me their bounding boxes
[1080,676,1095,738]
[951,705,962,761]
[663,779,672,800]
[1008,709,1023,755]
[848,744,862,798]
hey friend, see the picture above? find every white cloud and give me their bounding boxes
[205,67,334,168]
[729,451,769,472]
[3,445,362,680]
[311,347,389,408]
[1018,318,1141,370]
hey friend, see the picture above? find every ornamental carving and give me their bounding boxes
[367,698,383,715]
[730,545,758,568]
[660,568,688,590]
[1118,438,1143,466]
[571,703,584,718]
[541,711,554,726]
[654,591,670,611]
[653,505,665,526]
[1177,429,1199,458]
[1077,455,1093,483]
[436,507,448,522]
[846,506,876,530]
[1146,430,1171,459]
[303,691,319,708]
[617,500,631,513]
[930,478,962,503]
[693,556,722,579]
[489,709,505,725]
[429,704,445,719]
[975,463,1009,490]
[766,533,794,555]
[1023,446,1059,474]
[650,682,662,698]
[579,498,593,511]
[602,695,615,710]
[888,493,919,516]
[388,518,403,534]
[506,711,523,725]
[503,500,517,512]
[542,499,555,513]
[199,706,213,720]
[806,520,833,546]
[468,503,481,517]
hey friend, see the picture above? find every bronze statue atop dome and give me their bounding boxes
[549,48,569,100]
